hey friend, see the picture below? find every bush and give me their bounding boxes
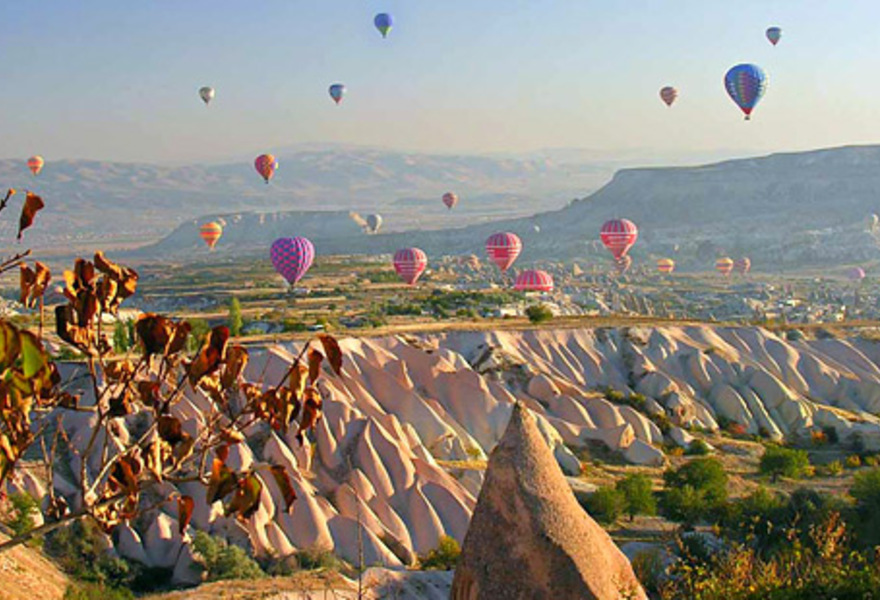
[64,583,134,600]
[525,304,553,324]
[192,531,264,582]
[850,468,880,547]
[686,439,711,456]
[282,318,308,332]
[185,318,212,353]
[4,492,40,537]
[46,520,141,589]
[584,486,624,525]
[419,536,461,571]
[661,459,728,525]
[824,460,844,476]
[227,297,243,336]
[112,321,130,353]
[759,445,810,481]
[616,474,656,521]
[845,454,862,469]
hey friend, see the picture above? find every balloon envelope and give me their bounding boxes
[329,84,346,104]
[199,86,215,105]
[27,156,44,176]
[393,248,428,285]
[374,13,393,37]
[486,232,523,272]
[199,222,223,249]
[271,237,315,285]
[734,257,751,275]
[515,270,554,292]
[766,27,782,46]
[657,258,675,274]
[716,257,735,276]
[849,267,866,282]
[600,218,638,260]
[724,64,767,120]
[442,192,458,210]
[659,86,678,107]
[254,154,277,183]
[366,214,382,234]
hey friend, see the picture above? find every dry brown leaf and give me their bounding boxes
[17,192,44,240]
[307,348,324,384]
[318,334,343,376]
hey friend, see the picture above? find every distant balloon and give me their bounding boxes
[442,192,458,210]
[734,257,751,275]
[486,232,523,273]
[254,154,277,184]
[724,64,767,120]
[514,269,554,292]
[766,27,782,46]
[27,156,44,176]
[849,267,866,282]
[659,86,678,107]
[199,222,223,250]
[374,13,394,38]
[366,214,383,234]
[716,257,735,277]
[868,214,879,233]
[533,224,541,233]
[199,86,215,106]
[270,237,315,285]
[329,83,346,105]
[600,218,638,260]
[393,248,428,285]
[615,255,633,276]
[657,258,675,274]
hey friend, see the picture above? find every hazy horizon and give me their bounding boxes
[3,1,880,164]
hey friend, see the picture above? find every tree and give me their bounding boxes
[850,468,880,547]
[616,474,656,521]
[112,320,129,353]
[525,303,553,324]
[760,445,810,481]
[661,458,728,525]
[419,536,461,570]
[228,297,243,336]
[584,486,624,525]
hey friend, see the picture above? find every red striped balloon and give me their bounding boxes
[442,192,458,210]
[485,232,522,272]
[657,258,675,274]
[716,257,734,277]
[27,155,44,176]
[393,248,428,285]
[514,269,554,292]
[600,219,638,260]
[199,222,223,250]
[734,257,751,275]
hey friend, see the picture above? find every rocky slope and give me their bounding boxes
[22,326,880,585]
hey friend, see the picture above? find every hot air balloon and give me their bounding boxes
[442,192,458,210]
[533,224,541,233]
[254,154,277,184]
[849,267,866,282]
[615,255,633,276]
[199,86,215,106]
[734,257,751,275]
[724,64,767,120]
[600,218,638,260]
[270,237,315,285]
[199,222,223,250]
[486,232,523,273]
[660,86,678,107]
[657,258,675,274]
[766,27,782,46]
[374,13,393,38]
[366,214,382,234]
[27,156,44,176]
[393,248,427,285]
[716,257,735,277]
[514,269,554,292]
[329,84,346,105]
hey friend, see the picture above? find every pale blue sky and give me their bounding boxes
[0,1,878,163]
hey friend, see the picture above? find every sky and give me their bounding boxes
[1,0,879,164]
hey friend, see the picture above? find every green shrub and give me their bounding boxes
[850,468,880,547]
[616,474,656,521]
[759,445,810,481]
[64,583,134,600]
[295,546,344,571]
[227,297,243,336]
[686,439,711,456]
[112,321,130,353]
[824,460,844,476]
[419,536,461,571]
[844,454,862,469]
[282,318,309,332]
[185,318,212,353]
[584,486,624,525]
[192,531,264,582]
[46,521,138,589]
[4,492,40,537]
[661,458,728,525]
[525,304,553,324]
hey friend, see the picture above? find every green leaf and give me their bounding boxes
[18,331,46,379]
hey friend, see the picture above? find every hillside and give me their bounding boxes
[0,147,608,251]
[139,145,880,272]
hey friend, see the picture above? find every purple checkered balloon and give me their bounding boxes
[270,237,315,285]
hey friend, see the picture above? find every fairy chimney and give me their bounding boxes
[450,402,647,600]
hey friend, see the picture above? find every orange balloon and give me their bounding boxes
[27,156,44,176]
[199,222,223,249]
